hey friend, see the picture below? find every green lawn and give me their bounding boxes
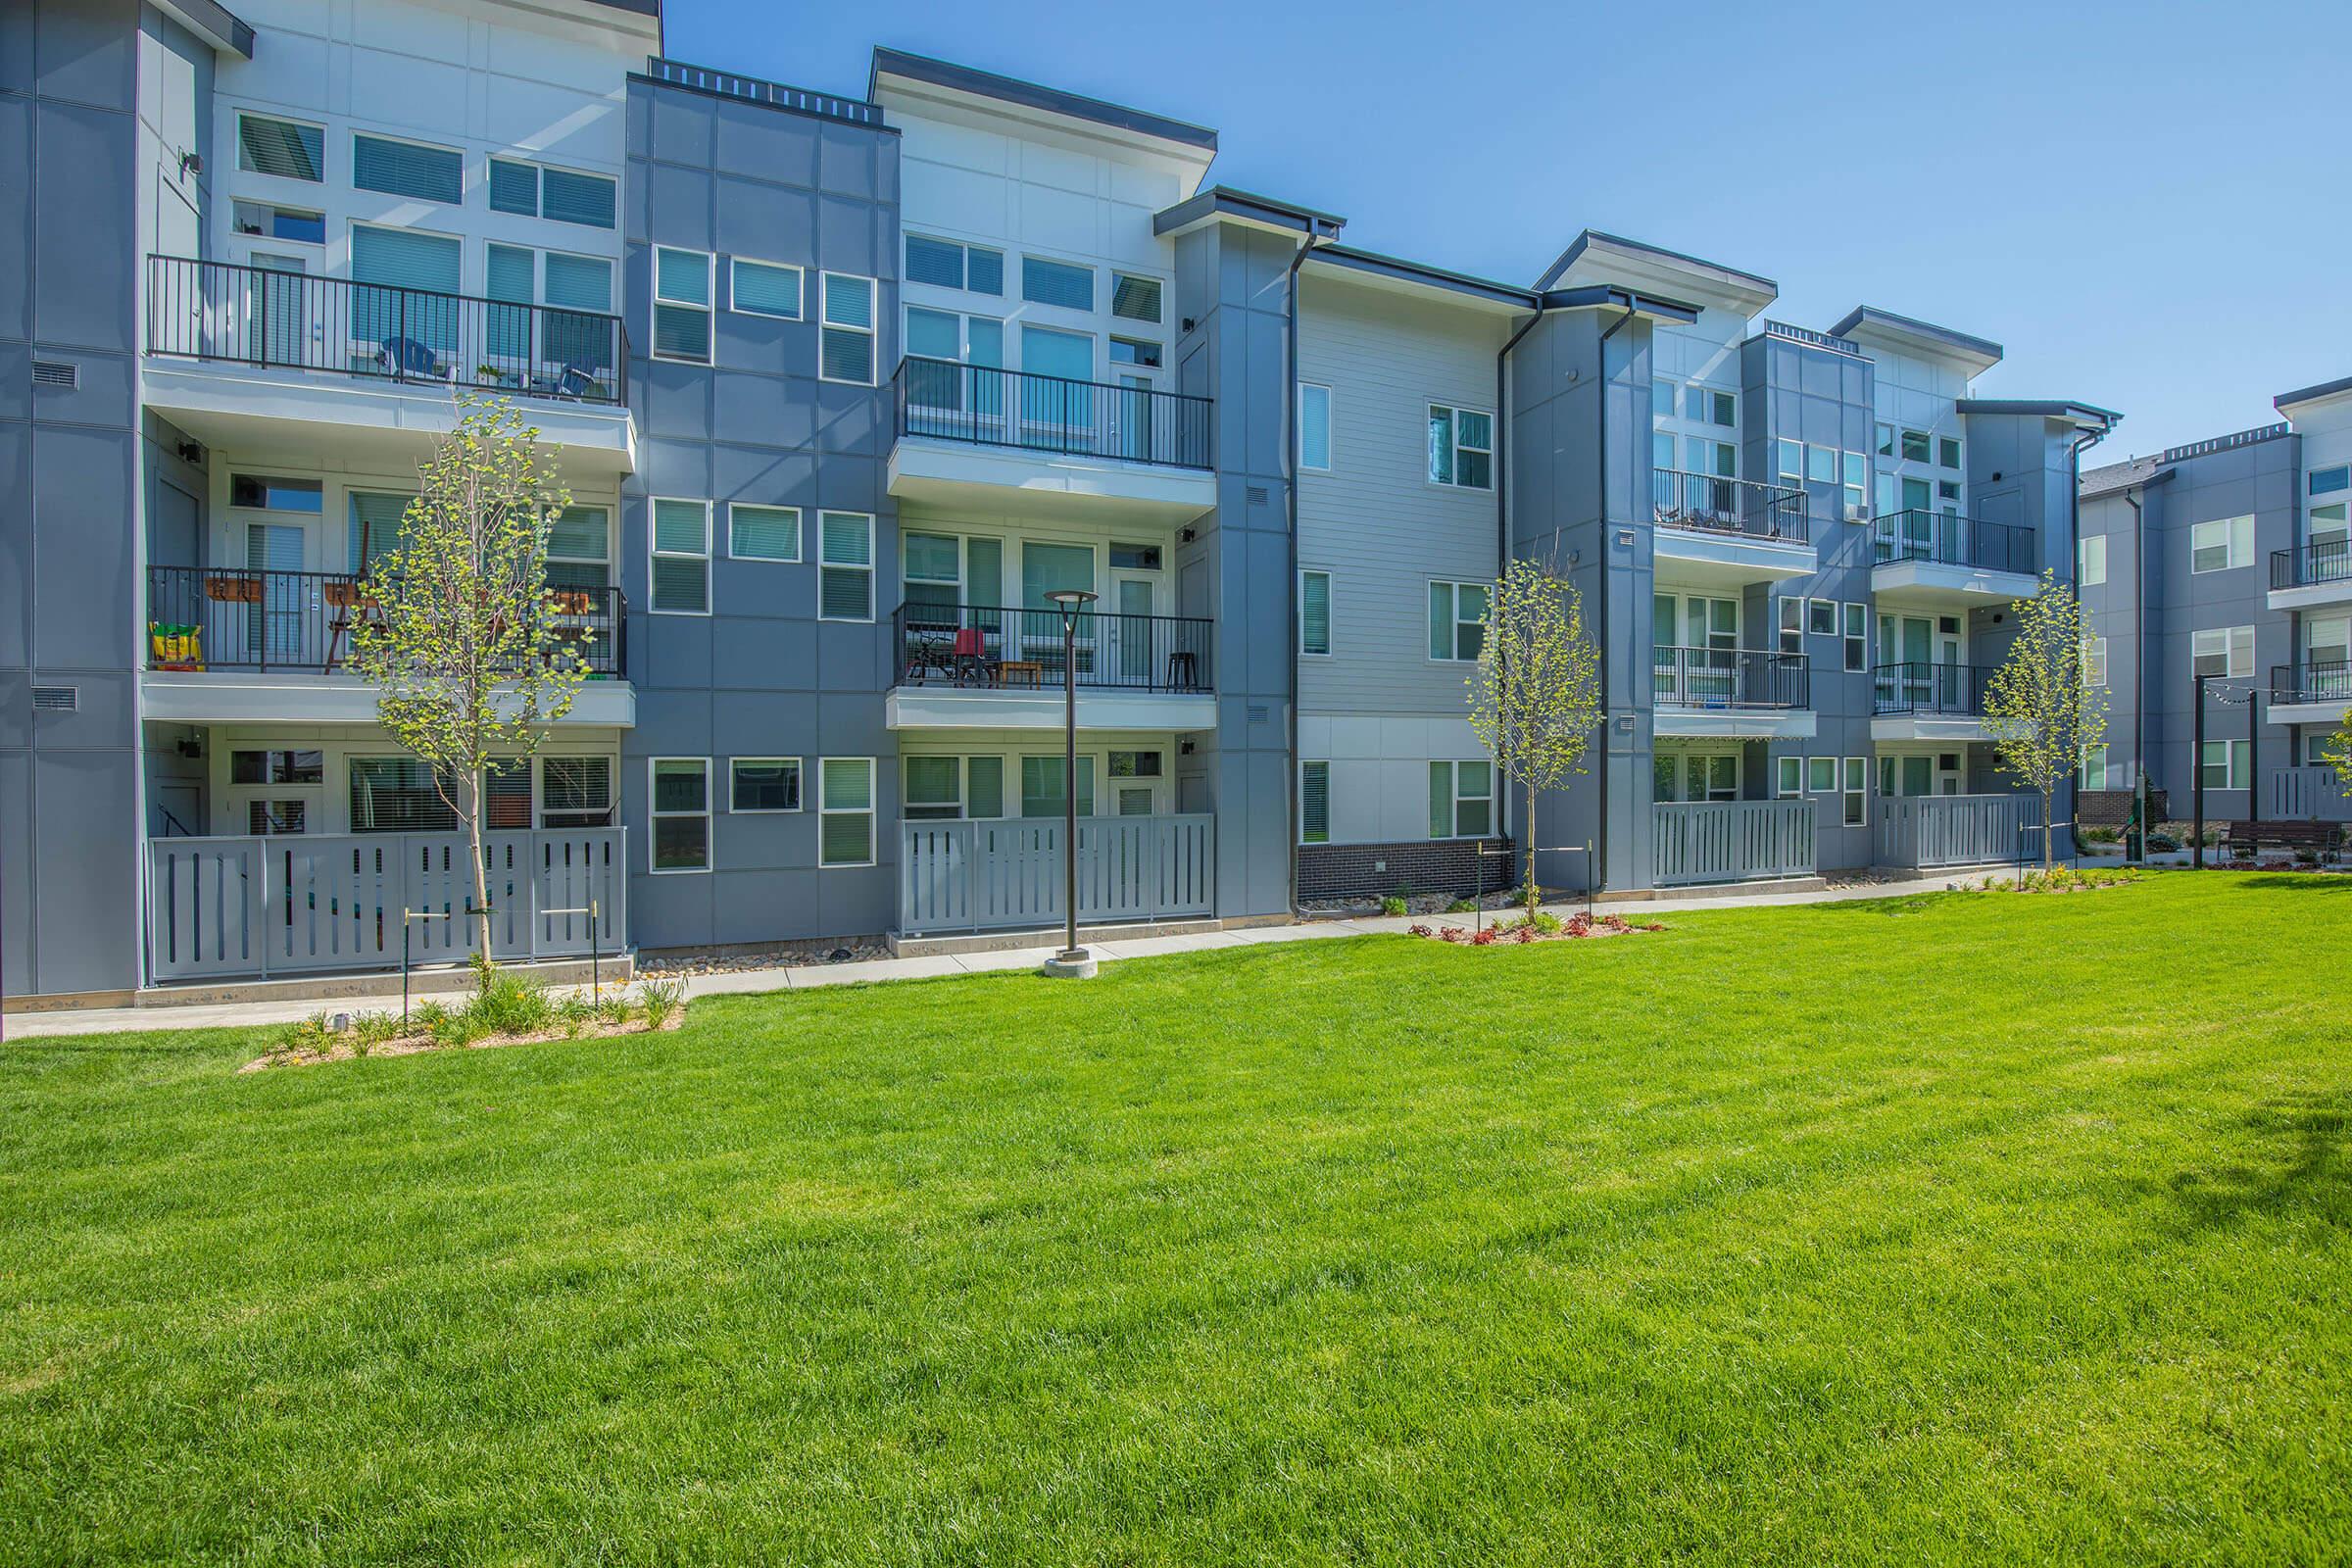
[3,873,2348,1565]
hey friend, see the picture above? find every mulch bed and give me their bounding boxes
[1408,912,1666,946]
[240,1013,684,1073]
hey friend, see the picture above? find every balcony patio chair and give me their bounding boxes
[375,336,448,381]
[527,361,603,401]
[951,625,995,686]
[321,578,382,673]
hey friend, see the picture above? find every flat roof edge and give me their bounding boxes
[870,47,1217,152]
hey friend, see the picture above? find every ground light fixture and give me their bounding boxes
[1042,587,1101,979]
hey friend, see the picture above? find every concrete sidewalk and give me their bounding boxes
[4,873,1978,1040]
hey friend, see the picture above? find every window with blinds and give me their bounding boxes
[347,491,415,576]
[818,512,872,620]
[1299,570,1332,656]
[650,499,710,613]
[730,259,802,319]
[728,504,800,562]
[1110,272,1162,323]
[653,248,712,363]
[350,225,462,352]
[489,159,538,216]
[486,242,535,360]
[820,273,875,384]
[485,760,533,830]
[349,758,458,833]
[542,169,615,229]
[546,506,608,592]
[1299,761,1330,844]
[541,757,613,827]
[906,235,1004,295]
[1021,256,1094,312]
[238,115,322,181]
[352,134,462,204]
[819,759,876,866]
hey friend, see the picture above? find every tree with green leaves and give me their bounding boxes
[348,396,590,954]
[1465,557,1605,920]
[1982,569,2107,870]
[2321,710,2352,798]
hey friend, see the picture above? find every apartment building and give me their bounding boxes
[1,0,2122,1007]
[2077,378,2352,826]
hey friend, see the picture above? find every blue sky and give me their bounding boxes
[664,0,2350,461]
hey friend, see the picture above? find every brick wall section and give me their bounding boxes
[1297,838,1516,900]
[2080,789,2171,826]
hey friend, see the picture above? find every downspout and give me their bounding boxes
[2124,487,2147,853]
[2064,423,2103,853]
[1495,299,1545,896]
[1593,296,1639,895]
[1285,221,1332,912]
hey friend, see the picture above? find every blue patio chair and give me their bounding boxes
[376,336,446,379]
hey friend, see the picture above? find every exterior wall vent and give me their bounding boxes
[1246,485,1270,508]
[31,685,78,710]
[31,360,77,389]
[1246,703,1270,724]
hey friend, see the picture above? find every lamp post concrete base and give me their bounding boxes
[1041,947,1098,979]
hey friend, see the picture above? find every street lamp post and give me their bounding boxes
[1042,588,1099,978]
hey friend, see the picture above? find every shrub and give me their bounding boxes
[594,991,635,1027]
[1529,910,1562,935]
[1468,927,1499,947]
[1379,895,1409,918]
[1445,897,1479,915]
[2146,832,2181,853]
[350,1010,403,1049]
[554,992,600,1038]
[638,977,687,1030]
[470,967,557,1037]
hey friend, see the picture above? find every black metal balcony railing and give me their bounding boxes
[2272,540,2352,592]
[893,358,1213,471]
[643,57,884,125]
[1873,662,1995,716]
[1651,647,1810,710]
[893,603,1213,694]
[145,566,626,677]
[2271,661,2352,706]
[146,255,630,406]
[1872,511,2035,575]
[1651,468,1809,543]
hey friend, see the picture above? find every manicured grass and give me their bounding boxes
[3,872,2348,1564]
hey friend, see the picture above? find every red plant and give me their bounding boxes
[1438,926,1466,943]
[1408,923,1435,938]
[1513,924,1536,943]
[1469,927,1499,946]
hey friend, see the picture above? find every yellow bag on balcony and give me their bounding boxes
[150,622,203,670]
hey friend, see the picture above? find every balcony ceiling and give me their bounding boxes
[889,437,1216,526]
[1869,558,2039,611]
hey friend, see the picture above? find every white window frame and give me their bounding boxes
[729,257,804,320]
[1298,382,1333,472]
[819,757,878,867]
[1841,757,1868,827]
[1109,270,1165,324]
[818,271,877,386]
[1299,760,1331,845]
[1428,579,1487,662]
[350,129,463,205]
[1775,756,1803,797]
[1842,602,1868,672]
[2191,624,2253,680]
[1428,404,1494,491]
[648,498,711,616]
[648,758,711,874]
[1776,438,1803,488]
[235,111,326,183]
[1808,597,1839,638]
[2200,739,2251,792]
[817,510,875,623]
[1298,568,1333,658]
[727,502,802,563]
[1429,759,1495,840]
[904,233,1004,295]
[652,246,715,366]
[728,757,803,814]
[2079,533,2108,587]
[1778,596,1804,655]
[1807,756,1838,794]
[2190,514,2254,574]
[2082,636,2108,688]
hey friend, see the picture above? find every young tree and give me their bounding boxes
[1465,557,1605,920]
[348,396,590,955]
[1982,569,2107,869]
[2322,709,2352,796]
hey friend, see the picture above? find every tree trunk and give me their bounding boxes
[2042,786,2056,871]
[463,768,492,969]
[1523,775,1540,921]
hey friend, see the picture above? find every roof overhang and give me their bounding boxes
[2276,372,2352,415]
[1539,230,1776,318]
[872,48,1217,178]
[1153,186,1345,243]
[1829,307,2003,375]
[2079,462,2174,501]
[154,0,255,57]
[1956,399,2123,436]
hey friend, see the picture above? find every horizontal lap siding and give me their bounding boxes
[1297,279,1508,718]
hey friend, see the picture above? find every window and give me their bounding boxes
[1776,756,1802,797]
[1876,423,1894,458]
[350,758,458,833]
[1020,756,1095,818]
[237,114,323,181]
[2080,534,2108,587]
[730,758,802,812]
[653,247,713,363]
[1805,444,1837,484]
[1901,429,1931,463]
[648,760,710,871]
[230,749,324,785]
[902,757,963,820]
[650,499,710,614]
[1808,598,1838,637]
[1778,597,1804,655]
[1842,453,1868,518]
[544,505,609,593]
[1807,756,1838,794]
[1655,430,1679,474]
[2311,466,2349,496]
[2191,624,2253,679]
[905,234,1004,294]
[1021,256,1094,311]
[1938,437,1962,469]
[1108,335,1161,368]
[489,157,537,216]
[730,259,803,319]
[1842,758,1868,827]
[1298,383,1332,471]
[486,157,615,228]
[231,200,324,243]
[229,473,321,512]
[2200,739,2250,792]
[1110,272,1163,323]
[352,133,461,203]
[2082,636,2108,687]
[1299,569,1332,656]
[728,504,800,562]
[819,511,874,621]
[820,273,876,383]
[1843,603,1868,672]
[1109,543,1160,571]
[481,759,533,830]
[1652,379,1677,420]
[1429,760,1494,839]
[1687,437,1736,478]
[2079,745,2109,791]
[542,757,613,828]
[2190,514,2254,572]
[1937,480,1962,503]
[1691,386,1735,427]
[1300,761,1330,845]
[1776,438,1803,487]
[808,760,872,864]
[1876,472,1898,518]
[1428,580,1487,661]
[1428,405,1494,489]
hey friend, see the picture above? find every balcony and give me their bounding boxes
[2269,541,2352,612]
[142,256,636,471]
[1870,511,2038,607]
[2269,661,2351,727]
[141,565,632,726]
[2270,765,2352,823]
[1871,662,1995,742]
[1649,469,1814,587]
[885,603,1215,731]
[1652,800,1816,887]
[900,815,1215,937]
[1651,647,1814,739]
[887,358,1216,525]
[1874,794,2047,869]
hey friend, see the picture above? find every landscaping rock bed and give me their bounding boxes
[1409,911,1666,945]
